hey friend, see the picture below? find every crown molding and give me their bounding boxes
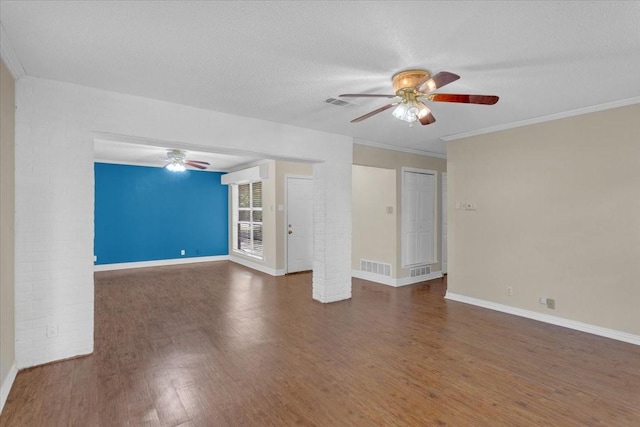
[354,139,446,159]
[0,22,26,79]
[441,96,640,142]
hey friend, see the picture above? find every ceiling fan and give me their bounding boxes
[164,149,210,172]
[340,70,499,126]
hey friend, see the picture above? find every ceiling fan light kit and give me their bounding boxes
[165,149,187,172]
[391,99,431,124]
[164,149,210,172]
[339,69,499,126]
[166,162,186,172]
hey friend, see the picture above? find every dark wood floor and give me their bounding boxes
[2,261,640,426]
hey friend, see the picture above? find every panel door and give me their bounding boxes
[286,177,313,273]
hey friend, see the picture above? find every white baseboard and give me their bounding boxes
[94,255,229,271]
[352,269,443,287]
[313,290,352,303]
[0,363,18,415]
[229,255,285,276]
[445,292,640,346]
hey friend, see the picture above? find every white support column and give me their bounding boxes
[312,160,352,303]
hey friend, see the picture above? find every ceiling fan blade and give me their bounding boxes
[339,94,396,98]
[417,71,460,93]
[187,160,210,165]
[185,161,207,169]
[419,112,436,126]
[351,102,399,123]
[427,93,499,105]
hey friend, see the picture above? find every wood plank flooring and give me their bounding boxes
[1,261,639,426]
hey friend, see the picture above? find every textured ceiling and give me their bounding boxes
[2,1,640,160]
[94,138,266,172]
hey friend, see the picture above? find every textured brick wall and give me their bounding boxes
[14,83,95,368]
[14,77,352,368]
[312,161,352,303]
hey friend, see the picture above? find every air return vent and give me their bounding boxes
[325,97,352,107]
[360,259,391,277]
[410,265,431,277]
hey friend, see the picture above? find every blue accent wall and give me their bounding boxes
[94,163,228,264]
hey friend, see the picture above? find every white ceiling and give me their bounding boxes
[2,1,640,162]
[93,138,266,172]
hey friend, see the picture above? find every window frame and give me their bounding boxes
[232,181,263,259]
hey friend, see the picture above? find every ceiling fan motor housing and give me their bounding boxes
[167,149,186,162]
[392,69,430,93]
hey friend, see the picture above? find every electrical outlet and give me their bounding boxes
[546,298,556,309]
[539,297,547,304]
[506,286,513,296]
[180,249,185,256]
[46,324,59,338]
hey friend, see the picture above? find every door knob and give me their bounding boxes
[288,230,293,234]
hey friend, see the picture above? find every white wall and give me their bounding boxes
[352,165,396,272]
[447,103,640,337]
[14,77,352,368]
[353,144,446,278]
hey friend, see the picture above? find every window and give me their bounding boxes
[233,181,263,258]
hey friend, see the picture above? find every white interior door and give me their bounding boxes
[442,172,448,273]
[402,169,436,267]
[286,177,313,273]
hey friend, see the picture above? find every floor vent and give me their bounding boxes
[360,259,391,277]
[410,265,431,277]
